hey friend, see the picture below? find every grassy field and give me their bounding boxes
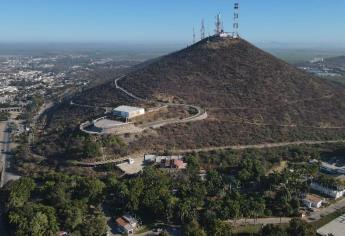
[232,224,262,235]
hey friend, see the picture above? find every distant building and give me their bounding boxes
[115,214,138,235]
[144,154,186,169]
[113,105,145,119]
[144,154,184,164]
[160,158,187,169]
[302,194,323,208]
[310,182,345,199]
[320,161,345,175]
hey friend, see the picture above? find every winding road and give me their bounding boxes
[114,75,208,126]
[73,74,208,135]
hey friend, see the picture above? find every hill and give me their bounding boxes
[47,37,345,154]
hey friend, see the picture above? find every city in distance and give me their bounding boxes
[0,1,345,236]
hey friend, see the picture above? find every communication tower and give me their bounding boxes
[193,27,196,43]
[233,1,240,38]
[200,19,206,40]
[215,13,223,35]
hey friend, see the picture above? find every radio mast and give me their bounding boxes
[193,27,196,43]
[233,1,240,38]
[201,19,206,40]
[215,13,223,35]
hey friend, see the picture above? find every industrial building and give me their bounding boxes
[310,181,345,199]
[112,105,145,120]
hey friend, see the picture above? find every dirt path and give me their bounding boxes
[175,140,345,153]
[227,217,292,226]
[76,140,345,167]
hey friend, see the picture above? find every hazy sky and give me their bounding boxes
[1,0,344,46]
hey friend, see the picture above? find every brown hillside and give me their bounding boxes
[116,37,345,150]
[50,37,345,153]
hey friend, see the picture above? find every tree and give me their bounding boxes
[59,201,85,232]
[83,140,102,158]
[183,220,207,236]
[185,155,201,175]
[126,178,144,211]
[75,177,105,205]
[209,220,232,236]
[261,224,288,236]
[206,170,223,196]
[5,177,35,209]
[222,198,240,220]
[287,218,316,236]
[140,167,172,218]
[8,203,59,236]
[80,213,107,236]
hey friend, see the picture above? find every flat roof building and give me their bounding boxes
[317,214,345,236]
[113,105,145,119]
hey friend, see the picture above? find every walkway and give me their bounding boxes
[175,140,345,154]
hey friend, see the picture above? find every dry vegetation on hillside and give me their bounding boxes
[41,37,345,157]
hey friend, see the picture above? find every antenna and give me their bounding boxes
[215,13,222,35]
[233,1,240,38]
[193,27,196,43]
[200,19,206,40]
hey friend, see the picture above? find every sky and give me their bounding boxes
[0,0,345,47]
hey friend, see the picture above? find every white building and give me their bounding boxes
[302,194,323,209]
[113,105,145,119]
[310,182,345,199]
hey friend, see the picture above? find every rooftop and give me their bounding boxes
[113,105,144,113]
[317,214,345,236]
[304,194,323,203]
[116,217,129,228]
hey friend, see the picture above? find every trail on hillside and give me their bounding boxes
[75,139,345,166]
[174,140,345,153]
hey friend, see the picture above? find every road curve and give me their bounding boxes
[114,75,208,126]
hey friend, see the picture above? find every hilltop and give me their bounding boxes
[47,37,345,154]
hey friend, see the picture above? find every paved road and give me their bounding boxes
[307,197,345,222]
[114,75,208,127]
[0,121,20,188]
[115,75,146,101]
[75,74,208,135]
[0,121,17,236]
